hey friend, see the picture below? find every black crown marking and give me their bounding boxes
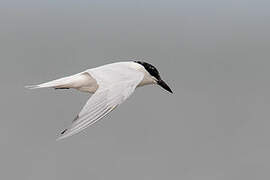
[134,61,161,80]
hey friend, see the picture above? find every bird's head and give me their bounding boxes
[134,61,173,93]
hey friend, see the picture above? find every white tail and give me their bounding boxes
[25,73,83,90]
[25,85,42,89]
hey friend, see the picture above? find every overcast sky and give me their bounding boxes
[0,0,270,179]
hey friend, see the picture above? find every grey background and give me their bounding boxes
[1,0,270,179]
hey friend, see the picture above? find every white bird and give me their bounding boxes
[26,61,173,140]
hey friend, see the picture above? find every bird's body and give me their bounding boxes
[26,61,172,140]
[27,62,155,93]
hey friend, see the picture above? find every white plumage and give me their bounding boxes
[26,61,172,140]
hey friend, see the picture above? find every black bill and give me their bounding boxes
[158,79,173,93]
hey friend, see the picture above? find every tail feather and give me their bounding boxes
[25,85,41,89]
[25,73,82,90]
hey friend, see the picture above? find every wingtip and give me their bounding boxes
[56,129,68,141]
[61,129,68,135]
[56,135,66,141]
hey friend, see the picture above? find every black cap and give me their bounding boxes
[134,61,173,93]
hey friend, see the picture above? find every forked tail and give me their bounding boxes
[25,73,82,90]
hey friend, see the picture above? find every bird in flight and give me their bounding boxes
[26,61,173,140]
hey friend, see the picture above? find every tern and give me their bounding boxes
[26,61,173,140]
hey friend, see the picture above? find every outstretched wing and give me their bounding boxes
[57,71,144,140]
